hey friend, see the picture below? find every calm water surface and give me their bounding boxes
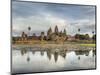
[12,47,96,74]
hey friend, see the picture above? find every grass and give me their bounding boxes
[80,44,96,47]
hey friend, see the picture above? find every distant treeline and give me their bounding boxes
[75,34,96,40]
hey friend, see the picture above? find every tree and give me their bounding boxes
[84,34,90,40]
[92,34,96,41]
[75,34,80,39]
[79,34,85,40]
[78,28,80,33]
[28,26,31,31]
[28,26,31,36]
[77,28,80,39]
[92,31,94,35]
[92,31,94,39]
[92,31,95,43]
[75,34,90,40]
[12,37,16,44]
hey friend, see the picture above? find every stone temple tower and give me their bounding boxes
[47,27,52,36]
[55,25,59,35]
[47,27,52,40]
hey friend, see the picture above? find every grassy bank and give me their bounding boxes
[80,44,96,47]
[12,42,96,52]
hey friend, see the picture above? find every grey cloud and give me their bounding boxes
[12,1,96,36]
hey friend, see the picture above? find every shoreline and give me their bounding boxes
[12,43,96,51]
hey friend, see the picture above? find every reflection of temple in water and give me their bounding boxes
[20,48,31,62]
[32,50,35,55]
[40,51,44,56]
[46,50,51,60]
[75,50,90,56]
[59,50,67,59]
[20,47,68,63]
[78,56,80,60]
[27,56,30,62]
[46,50,67,62]
[75,49,96,58]
[20,48,27,56]
[92,50,96,57]
[54,52,59,62]
[19,47,96,64]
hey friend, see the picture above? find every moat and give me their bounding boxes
[12,46,96,74]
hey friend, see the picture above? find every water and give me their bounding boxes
[12,47,96,74]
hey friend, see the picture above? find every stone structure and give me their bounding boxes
[21,32,27,41]
[12,25,68,43]
[46,25,67,42]
[40,32,45,41]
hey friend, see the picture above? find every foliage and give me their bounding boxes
[80,44,95,47]
[92,34,96,40]
[75,34,90,40]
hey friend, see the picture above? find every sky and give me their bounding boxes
[12,1,96,37]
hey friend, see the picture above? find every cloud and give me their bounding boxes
[12,12,69,36]
[12,1,96,37]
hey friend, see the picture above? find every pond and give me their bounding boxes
[12,47,96,74]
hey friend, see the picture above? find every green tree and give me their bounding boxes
[92,34,96,41]
[12,37,16,44]
[75,34,80,39]
[92,31,94,35]
[77,28,80,39]
[28,26,31,31]
[85,34,90,40]
[79,34,85,40]
[78,28,80,33]
[28,26,31,36]
[75,34,90,40]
